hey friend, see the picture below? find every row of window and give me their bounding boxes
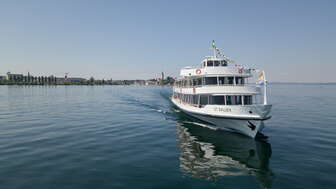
[174,93,253,106]
[203,60,228,67]
[175,77,245,87]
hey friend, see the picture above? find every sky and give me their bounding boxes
[0,0,335,82]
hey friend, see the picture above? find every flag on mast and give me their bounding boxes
[258,71,264,80]
[257,71,268,104]
[212,40,216,49]
[257,71,266,84]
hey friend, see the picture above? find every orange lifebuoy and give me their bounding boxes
[196,69,202,74]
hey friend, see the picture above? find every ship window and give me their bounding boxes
[221,60,228,66]
[214,61,220,66]
[236,77,244,85]
[193,95,198,105]
[226,96,232,105]
[219,77,229,84]
[192,79,196,86]
[244,95,253,105]
[205,77,217,85]
[235,96,242,105]
[197,78,202,86]
[207,61,214,67]
[176,94,252,106]
[200,95,208,105]
[218,77,225,85]
[228,77,234,84]
[211,96,225,105]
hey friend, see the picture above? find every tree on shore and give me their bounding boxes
[89,77,95,85]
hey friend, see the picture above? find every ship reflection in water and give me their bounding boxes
[176,116,273,188]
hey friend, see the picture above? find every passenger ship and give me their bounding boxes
[171,42,272,138]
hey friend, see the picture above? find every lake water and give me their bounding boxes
[0,84,335,189]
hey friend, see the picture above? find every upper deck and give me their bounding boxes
[180,57,252,78]
[174,55,261,96]
[173,41,268,106]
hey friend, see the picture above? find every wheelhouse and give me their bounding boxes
[202,58,228,67]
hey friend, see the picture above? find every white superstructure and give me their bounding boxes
[171,42,272,138]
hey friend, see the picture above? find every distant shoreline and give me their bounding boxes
[0,72,175,86]
[0,83,172,86]
[0,82,335,86]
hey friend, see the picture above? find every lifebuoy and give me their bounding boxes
[196,69,202,74]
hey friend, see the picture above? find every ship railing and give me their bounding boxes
[174,83,260,88]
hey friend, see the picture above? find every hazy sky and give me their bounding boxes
[0,0,335,82]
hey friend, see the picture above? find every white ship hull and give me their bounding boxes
[172,43,272,138]
[171,97,271,138]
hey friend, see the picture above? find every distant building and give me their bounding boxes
[54,77,86,84]
[0,76,6,81]
[56,77,65,84]
[68,77,86,83]
[145,79,159,85]
[7,72,23,81]
[134,80,146,85]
